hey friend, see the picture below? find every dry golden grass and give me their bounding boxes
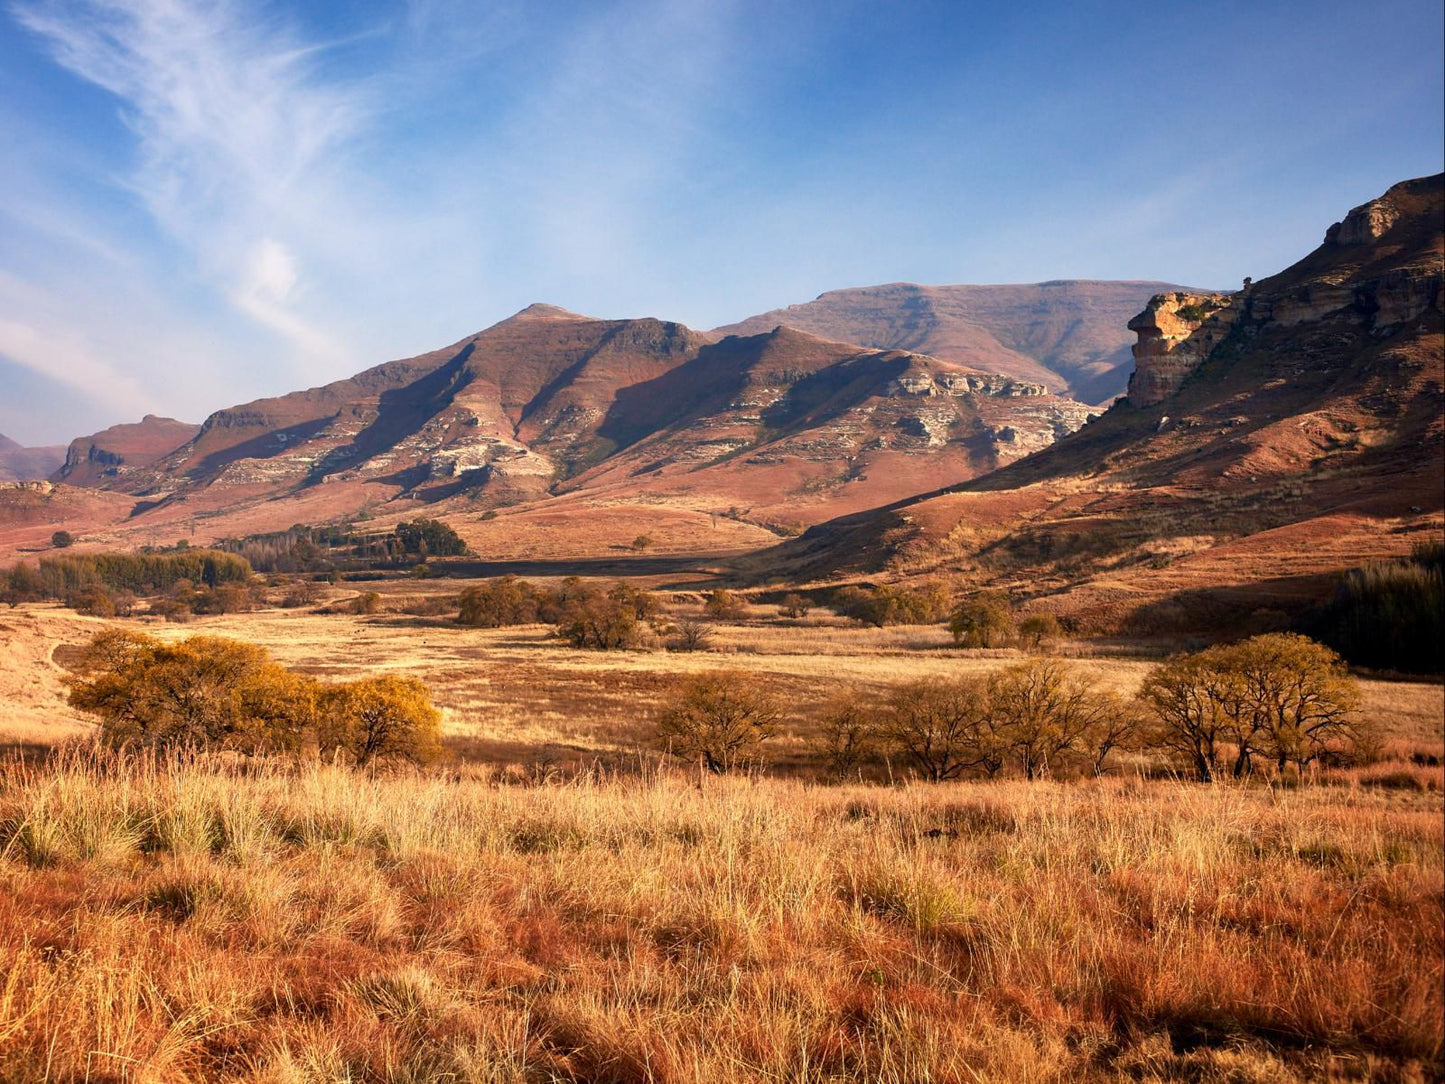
[0,751,1440,1082]
[5,602,1441,778]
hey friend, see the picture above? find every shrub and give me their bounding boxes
[348,591,382,616]
[50,530,74,548]
[657,671,781,773]
[65,629,316,754]
[949,594,1014,647]
[703,589,747,620]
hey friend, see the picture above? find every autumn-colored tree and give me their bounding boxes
[317,676,441,768]
[657,671,781,774]
[881,677,1000,782]
[778,593,811,620]
[557,588,642,649]
[949,594,1014,648]
[1138,633,1362,780]
[457,576,539,626]
[1017,613,1063,653]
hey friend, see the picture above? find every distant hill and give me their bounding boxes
[715,280,1199,404]
[761,176,1443,632]
[54,415,200,489]
[0,433,65,484]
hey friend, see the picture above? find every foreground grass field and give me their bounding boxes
[1,753,1441,1083]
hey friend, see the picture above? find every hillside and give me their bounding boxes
[762,175,1444,632]
[715,280,1197,404]
[0,433,65,484]
[54,415,200,489]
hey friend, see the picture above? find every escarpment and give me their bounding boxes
[1127,175,1444,408]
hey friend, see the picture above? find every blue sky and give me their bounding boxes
[1,0,1441,445]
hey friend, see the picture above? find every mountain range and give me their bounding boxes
[1,175,1439,638]
[29,281,1184,542]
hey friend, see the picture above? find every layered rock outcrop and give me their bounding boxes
[1125,294,1234,406]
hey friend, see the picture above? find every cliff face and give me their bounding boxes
[1126,176,1444,408]
[1125,293,1234,406]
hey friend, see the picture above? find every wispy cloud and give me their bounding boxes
[13,0,361,361]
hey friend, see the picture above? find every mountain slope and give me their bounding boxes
[715,280,1198,403]
[761,175,1444,631]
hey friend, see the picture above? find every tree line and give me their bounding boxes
[660,634,1368,782]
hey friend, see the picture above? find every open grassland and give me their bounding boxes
[3,601,1442,776]
[0,753,1442,1083]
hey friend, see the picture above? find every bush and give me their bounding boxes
[66,629,443,766]
[66,629,316,754]
[348,591,382,616]
[657,671,781,773]
[51,530,74,548]
[703,589,747,620]
[949,594,1014,647]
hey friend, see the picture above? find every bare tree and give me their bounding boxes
[657,671,782,774]
[881,677,1000,782]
